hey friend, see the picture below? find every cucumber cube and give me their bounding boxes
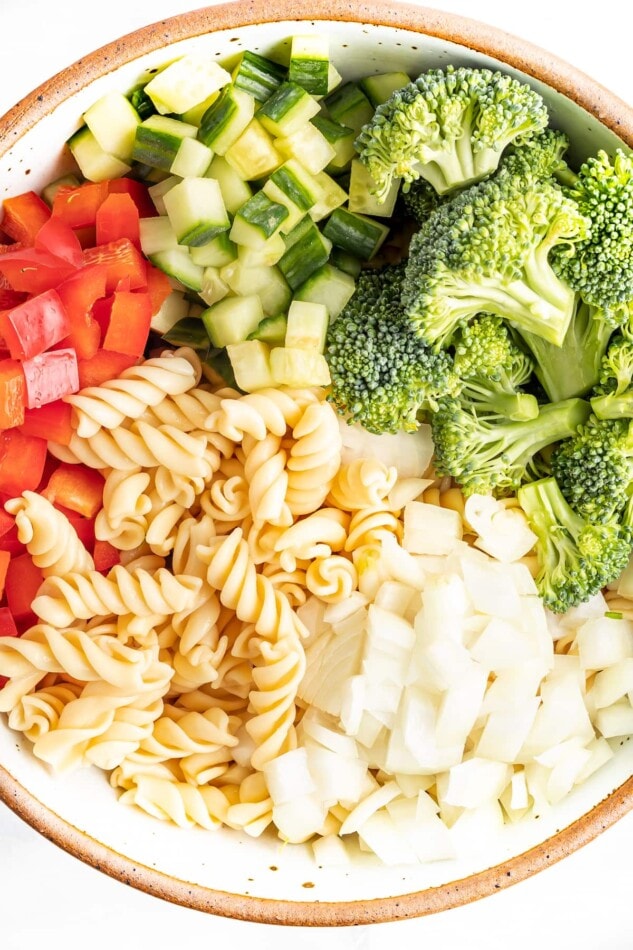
[293,263,356,319]
[237,232,286,266]
[258,82,320,138]
[230,192,289,248]
[163,177,230,247]
[220,262,291,316]
[149,247,205,292]
[198,84,256,154]
[139,215,178,257]
[232,50,287,103]
[202,295,264,347]
[227,340,276,392]
[67,127,131,183]
[190,231,237,268]
[83,91,140,162]
[144,54,231,115]
[247,313,288,346]
[199,267,230,307]
[170,137,213,177]
[133,114,198,171]
[311,115,356,171]
[359,71,411,107]
[285,300,329,352]
[206,155,253,214]
[323,82,374,135]
[147,175,180,215]
[275,122,337,175]
[322,207,390,261]
[307,171,348,222]
[289,35,330,96]
[270,346,331,387]
[150,290,190,336]
[163,317,212,351]
[277,222,332,290]
[224,119,282,180]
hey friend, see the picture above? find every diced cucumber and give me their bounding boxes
[41,173,81,207]
[330,246,362,279]
[230,192,288,248]
[220,262,291,316]
[163,316,212,350]
[147,175,180,214]
[323,82,374,135]
[206,155,253,214]
[307,171,348,221]
[139,215,178,257]
[198,84,256,154]
[282,214,315,249]
[258,82,320,138]
[151,291,191,335]
[261,179,307,234]
[325,62,343,97]
[247,313,288,346]
[199,267,231,306]
[348,158,400,217]
[275,122,336,175]
[202,294,264,347]
[129,86,156,121]
[293,262,356,319]
[288,35,330,97]
[224,119,282,180]
[190,231,237,267]
[67,126,131,182]
[226,339,276,392]
[322,207,390,261]
[149,247,205,292]
[169,136,213,177]
[232,50,286,102]
[163,177,230,246]
[144,54,231,115]
[270,346,331,387]
[285,300,329,352]
[83,91,141,162]
[179,90,220,126]
[311,115,356,172]
[359,71,410,107]
[277,221,332,290]
[132,115,198,171]
[202,347,238,390]
[237,232,286,266]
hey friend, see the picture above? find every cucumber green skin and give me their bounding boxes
[179,220,231,248]
[283,215,316,250]
[132,126,181,171]
[198,86,240,147]
[233,51,286,102]
[278,226,330,290]
[322,208,387,261]
[330,246,362,278]
[163,317,212,352]
[247,314,288,345]
[293,263,356,318]
[269,166,316,212]
[323,82,374,133]
[311,114,354,145]
[288,59,329,96]
[238,192,289,238]
[258,82,310,123]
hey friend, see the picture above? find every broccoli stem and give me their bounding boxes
[518,475,586,542]
[493,397,591,468]
[591,391,633,420]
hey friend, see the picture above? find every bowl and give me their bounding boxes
[0,0,632,926]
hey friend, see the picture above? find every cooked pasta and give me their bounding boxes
[6,492,94,576]
[328,458,398,511]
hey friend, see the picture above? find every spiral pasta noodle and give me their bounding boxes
[328,458,398,511]
[285,400,343,515]
[6,492,94,576]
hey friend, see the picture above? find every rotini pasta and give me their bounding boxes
[6,492,94,576]
[328,458,398,511]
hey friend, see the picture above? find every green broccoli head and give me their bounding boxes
[400,176,444,225]
[590,335,633,422]
[325,263,460,434]
[452,314,533,384]
[517,476,632,613]
[497,128,572,182]
[355,65,549,201]
[551,415,633,523]
[431,395,590,497]
[553,149,633,313]
[401,170,588,349]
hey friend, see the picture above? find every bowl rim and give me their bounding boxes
[1,0,632,927]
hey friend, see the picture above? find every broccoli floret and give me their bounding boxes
[325,263,459,434]
[402,171,588,349]
[497,128,572,183]
[400,176,444,225]
[552,415,633,523]
[515,298,616,403]
[591,335,633,419]
[517,476,632,613]
[431,395,590,496]
[355,65,549,201]
[553,149,633,314]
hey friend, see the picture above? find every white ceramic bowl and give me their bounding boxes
[0,0,632,925]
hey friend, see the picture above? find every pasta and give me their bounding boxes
[6,492,94,576]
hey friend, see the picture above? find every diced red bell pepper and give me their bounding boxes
[0,288,27,310]
[77,349,137,388]
[93,539,121,573]
[0,509,14,539]
[56,264,106,360]
[0,288,71,361]
[82,238,147,293]
[1,191,51,246]
[108,178,156,219]
[0,246,75,294]
[0,524,23,557]
[20,399,73,445]
[35,216,83,268]
[22,348,79,409]
[51,181,109,229]
[4,553,43,623]
[96,192,141,248]
[145,263,173,316]
[0,606,19,638]
[0,430,47,495]
[42,462,104,519]
[55,506,96,552]
[103,290,152,357]
[0,359,26,428]
[0,550,10,598]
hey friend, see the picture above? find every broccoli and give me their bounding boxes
[325,263,459,434]
[590,334,633,420]
[400,176,444,225]
[451,315,538,421]
[514,298,616,403]
[431,395,590,496]
[553,149,633,315]
[402,170,588,348]
[355,65,549,201]
[517,476,632,613]
[551,415,633,523]
[497,128,573,183]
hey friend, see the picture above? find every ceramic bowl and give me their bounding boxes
[0,0,632,926]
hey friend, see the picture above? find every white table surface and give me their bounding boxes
[0,1,631,946]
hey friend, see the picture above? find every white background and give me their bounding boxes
[0,1,632,947]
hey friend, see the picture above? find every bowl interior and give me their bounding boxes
[0,7,632,925]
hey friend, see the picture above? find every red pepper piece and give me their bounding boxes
[77,349,137,388]
[35,216,84,268]
[93,539,121,573]
[83,237,147,293]
[51,181,109,229]
[20,399,73,445]
[42,463,104,519]
[1,191,51,245]
[0,289,71,361]
[0,246,75,294]
[96,192,141,248]
[145,263,173,316]
[4,553,43,622]
[0,358,26,428]
[0,606,19,638]
[103,290,152,357]
[55,264,106,360]
[21,348,79,409]
[108,178,157,219]
[0,430,47,495]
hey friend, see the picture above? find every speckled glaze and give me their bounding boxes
[0,0,632,926]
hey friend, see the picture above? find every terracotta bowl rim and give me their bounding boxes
[1,0,632,926]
